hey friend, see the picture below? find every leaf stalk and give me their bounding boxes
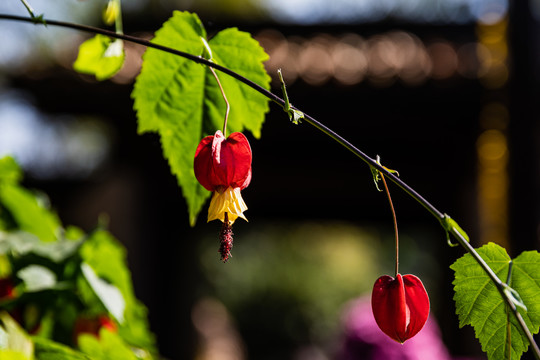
[210,67,231,137]
[114,0,123,35]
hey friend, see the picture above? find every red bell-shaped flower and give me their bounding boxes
[194,130,252,193]
[194,130,252,262]
[194,130,252,225]
[371,273,430,343]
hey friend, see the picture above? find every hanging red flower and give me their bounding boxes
[371,273,430,343]
[194,130,252,261]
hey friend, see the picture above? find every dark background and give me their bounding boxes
[1,0,540,359]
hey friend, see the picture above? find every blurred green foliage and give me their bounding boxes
[199,222,383,355]
[73,35,125,81]
[0,156,157,359]
[196,219,441,358]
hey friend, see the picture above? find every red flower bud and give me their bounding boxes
[371,273,430,343]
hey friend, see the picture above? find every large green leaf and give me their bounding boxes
[451,243,540,359]
[132,10,270,226]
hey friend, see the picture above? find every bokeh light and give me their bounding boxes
[257,29,498,87]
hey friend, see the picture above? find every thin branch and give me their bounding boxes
[1,13,538,358]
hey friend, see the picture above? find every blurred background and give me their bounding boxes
[1,0,539,359]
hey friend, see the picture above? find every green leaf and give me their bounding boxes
[208,27,271,138]
[74,35,125,81]
[132,10,270,226]
[450,243,540,359]
[0,184,60,242]
[0,350,30,360]
[0,312,33,359]
[17,265,57,292]
[78,328,137,360]
[0,157,23,231]
[79,230,155,351]
[0,231,82,263]
[33,336,92,360]
[0,231,74,260]
[0,157,22,184]
[81,263,125,324]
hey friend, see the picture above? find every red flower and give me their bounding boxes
[194,130,252,261]
[371,273,430,343]
[73,315,117,344]
[194,130,252,194]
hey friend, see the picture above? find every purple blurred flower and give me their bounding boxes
[338,296,451,360]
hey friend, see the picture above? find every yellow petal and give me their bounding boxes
[207,186,248,224]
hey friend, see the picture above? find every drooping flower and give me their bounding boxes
[194,130,252,261]
[371,273,430,343]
